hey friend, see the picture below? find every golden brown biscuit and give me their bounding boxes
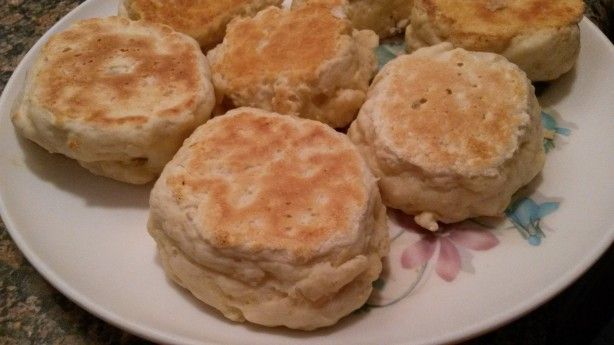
[207,5,378,128]
[348,43,545,230]
[12,17,215,184]
[405,0,584,81]
[119,0,283,50]
[148,107,389,330]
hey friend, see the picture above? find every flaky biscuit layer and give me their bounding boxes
[348,44,545,230]
[12,17,215,184]
[207,5,378,128]
[149,108,389,329]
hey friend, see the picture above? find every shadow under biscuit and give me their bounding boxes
[510,173,546,203]
[17,133,150,210]
[537,66,578,108]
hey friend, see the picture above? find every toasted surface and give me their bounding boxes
[406,0,584,80]
[119,0,282,49]
[207,5,378,128]
[348,44,545,229]
[417,0,583,50]
[153,107,376,262]
[373,44,530,176]
[149,107,389,329]
[211,6,348,89]
[12,17,215,183]
[33,18,202,127]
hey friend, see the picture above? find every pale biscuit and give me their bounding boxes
[119,0,282,50]
[207,5,378,128]
[12,17,215,184]
[148,107,389,330]
[293,0,413,38]
[348,43,545,230]
[405,0,584,81]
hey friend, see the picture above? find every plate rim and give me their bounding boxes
[0,1,613,344]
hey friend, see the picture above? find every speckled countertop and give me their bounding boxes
[1,1,613,344]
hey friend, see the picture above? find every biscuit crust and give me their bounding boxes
[12,17,215,183]
[119,0,282,50]
[374,45,530,176]
[348,44,545,230]
[406,0,584,81]
[149,108,389,329]
[33,19,202,127]
[207,6,378,128]
[154,108,381,262]
[416,0,583,50]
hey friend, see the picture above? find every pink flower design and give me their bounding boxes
[393,211,499,282]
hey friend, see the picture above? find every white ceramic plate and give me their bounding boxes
[1,1,613,344]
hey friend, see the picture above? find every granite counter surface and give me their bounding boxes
[1,1,613,344]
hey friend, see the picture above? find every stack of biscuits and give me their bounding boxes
[12,0,584,330]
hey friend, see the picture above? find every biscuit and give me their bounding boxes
[348,43,545,231]
[119,0,283,50]
[207,5,378,128]
[293,0,413,38]
[148,107,389,330]
[405,0,584,81]
[12,17,215,184]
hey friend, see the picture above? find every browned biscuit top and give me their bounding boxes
[372,47,531,175]
[162,108,371,262]
[420,0,584,50]
[124,0,246,30]
[32,17,203,126]
[127,0,238,26]
[121,0,282,47]
[211,6,350,88]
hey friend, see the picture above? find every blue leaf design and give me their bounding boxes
[541,111,571,152]
[528,235,542,246]
[544,139,555,153]
[537,202,559,218]
[541,111,558,130]
[505,197,558,245]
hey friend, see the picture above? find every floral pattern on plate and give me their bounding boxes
[366,109,570,307]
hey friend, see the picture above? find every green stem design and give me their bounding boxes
[367,263,427,308]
